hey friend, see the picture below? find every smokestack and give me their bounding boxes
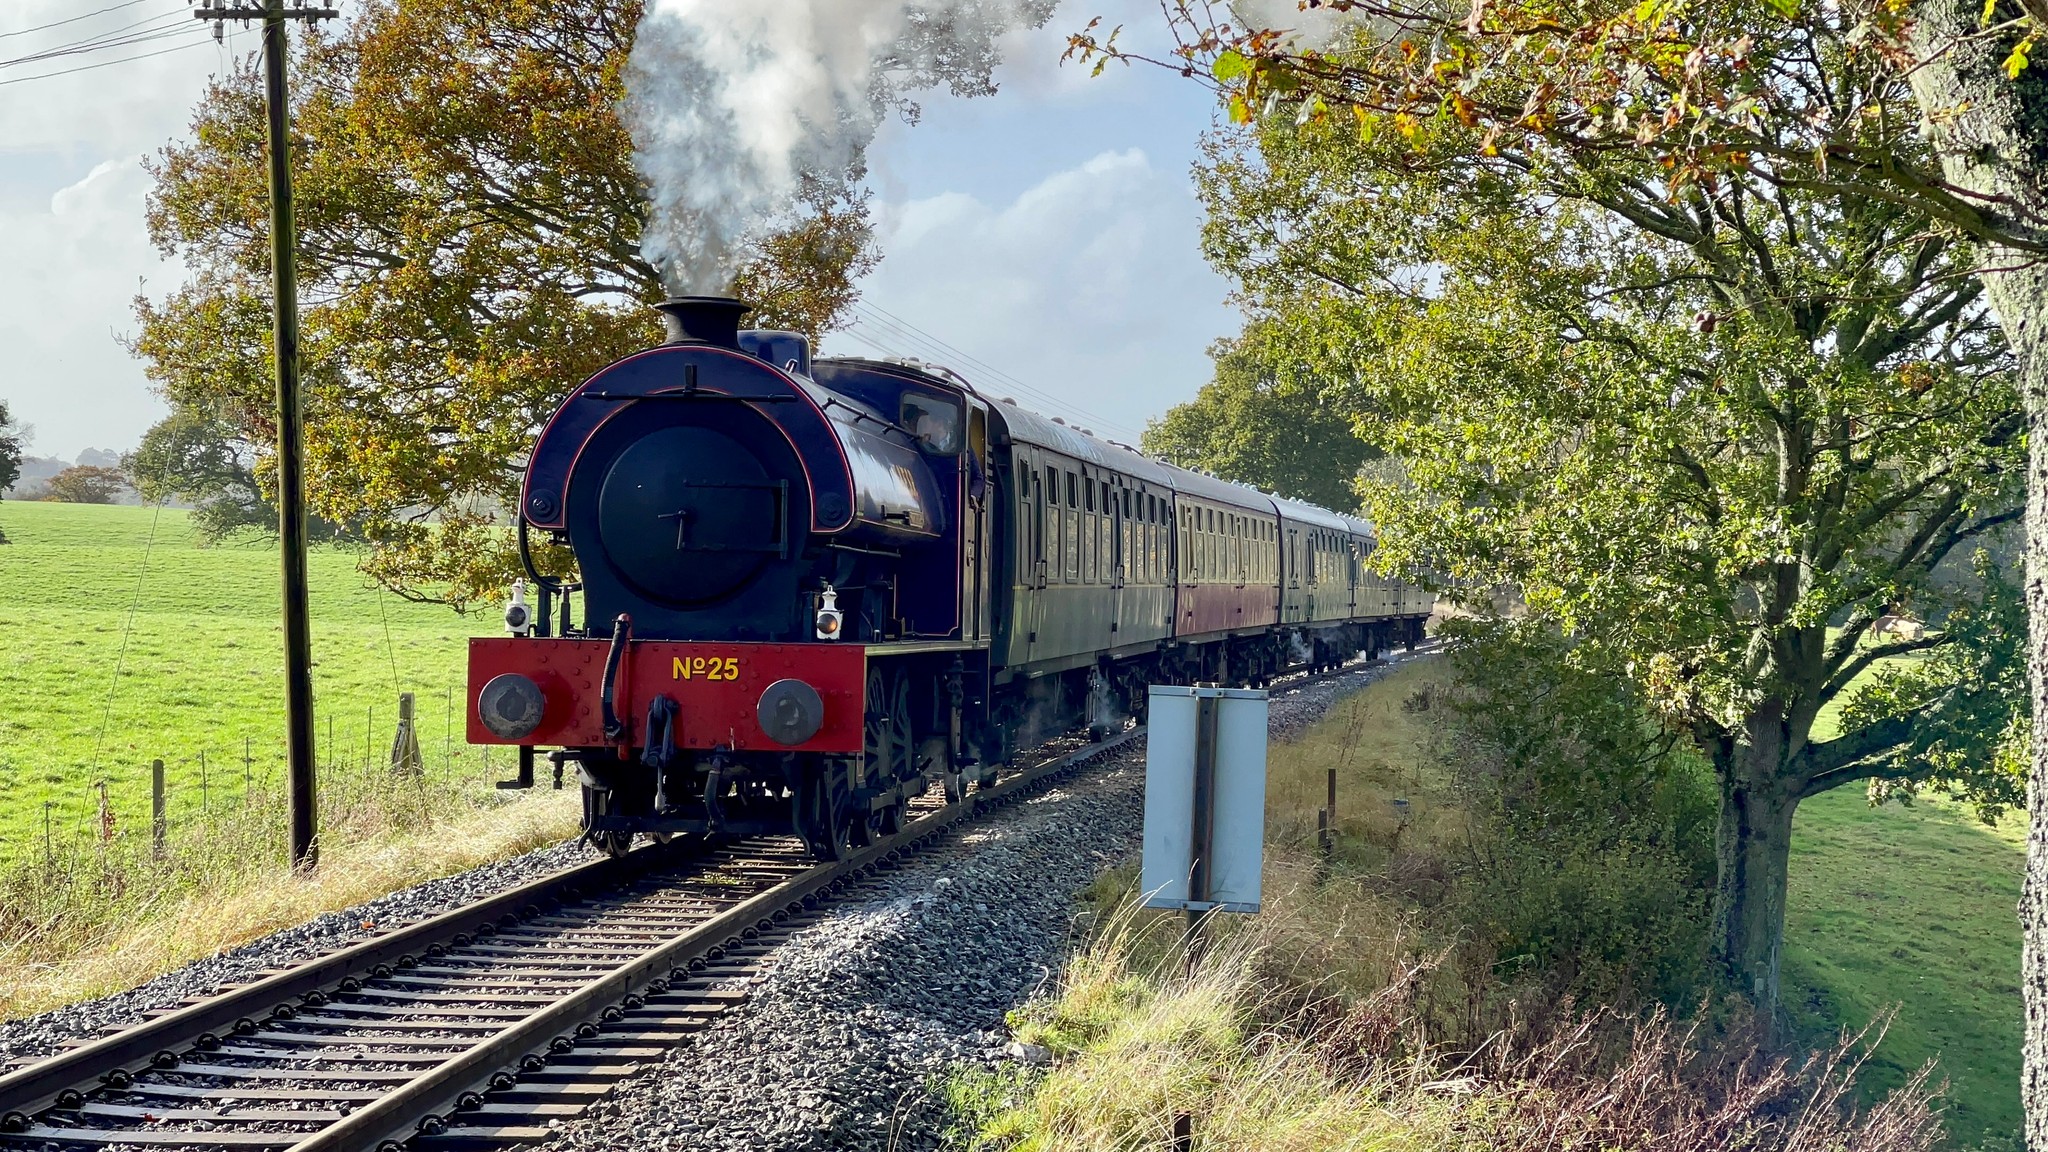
[654,296,751,349]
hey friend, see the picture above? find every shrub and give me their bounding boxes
[1437,617,1720,1014]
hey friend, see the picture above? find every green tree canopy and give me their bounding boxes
[125,407,348,542]
[0,401,21,496]
[1143,321,1379,510]
[1080,0,2048,1123]
[1187,80,2025,1012]
[43,466,128,506]
[135,0,877,605]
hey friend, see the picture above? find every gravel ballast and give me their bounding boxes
[554,652,1427,1152]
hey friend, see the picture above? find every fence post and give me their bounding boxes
[390,692,423,776]
[97,781,114,844]
[152,759,167,860]
[43,799,53,868]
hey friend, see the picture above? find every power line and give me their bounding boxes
[848,309,1143,440]
[0,31,210,86]
[0,9,196,68]
[0,26,200,73]
[849,301,1141,435]
[843,303,1146,440]
[832,327,901,359]
[0,0,154,41]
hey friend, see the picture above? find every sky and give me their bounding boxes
[0,0,1238,461]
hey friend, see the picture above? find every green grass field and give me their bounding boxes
[1778,657,2025,1147]
[1785,789,2024,1147]
[0,499,496,862]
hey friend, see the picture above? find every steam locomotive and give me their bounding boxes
[468,297,1433,859]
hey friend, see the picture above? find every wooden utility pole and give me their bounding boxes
[193,0,338,870]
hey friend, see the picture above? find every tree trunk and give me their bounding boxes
[1710,767,1800,1015]
[1901,3,2048,1141]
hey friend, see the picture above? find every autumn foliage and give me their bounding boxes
[134,0,875,605]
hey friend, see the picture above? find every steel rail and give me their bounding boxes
[0,650,1426,1151]
[0,843,697,1126]
[0,727,1139,1152]
[296,727,1138,1152]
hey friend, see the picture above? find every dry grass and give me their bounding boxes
[956,892,1946,1152]
[949,662,1944,1150]
[0,787,578,1019]
[1265,661,1466,881]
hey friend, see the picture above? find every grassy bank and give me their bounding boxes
[0,786,580,1018]
[0,499,585,1020]
[0,499,495,862]
[955,653,2019,1148]
[952,902,1940,1151]
[1785,790,2024,1145]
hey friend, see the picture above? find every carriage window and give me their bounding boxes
[1066,472,1077,508]
[1085,479,1095,512]
[900,392,962,455]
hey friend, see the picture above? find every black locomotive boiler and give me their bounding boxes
[468,297,1433,858]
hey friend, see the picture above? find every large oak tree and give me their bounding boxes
[136,0,875,605]
[1131,11,2030,1027]
[1080,0,2048,1129]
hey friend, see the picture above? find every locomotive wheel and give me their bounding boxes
[858,669,912,842]
[799,761,858,861]
[582,785,634,859]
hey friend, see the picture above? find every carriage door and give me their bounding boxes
[1348,541,1361,618]
[1109,483,1126,642]
[1025,460,1048,658]
[965,404,989,641]
[1285,527,1302,622]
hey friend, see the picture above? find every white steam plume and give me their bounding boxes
[1230,1,1364,49]
[624,0,1058,295]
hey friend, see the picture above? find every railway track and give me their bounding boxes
[0,726,1136,1152]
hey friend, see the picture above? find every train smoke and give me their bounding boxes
[624,0,1059,295]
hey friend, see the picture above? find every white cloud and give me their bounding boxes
[0,0,1239,459]
[0,154,178,460]
[0,0,240,459]
[828,147,1238,443]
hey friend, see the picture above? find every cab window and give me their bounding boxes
[900,393,962,454]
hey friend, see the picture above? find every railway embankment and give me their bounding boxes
[547,659,1410,1152]
[949,636,1968,1151]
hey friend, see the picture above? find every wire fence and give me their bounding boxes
[0,687,524,880]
